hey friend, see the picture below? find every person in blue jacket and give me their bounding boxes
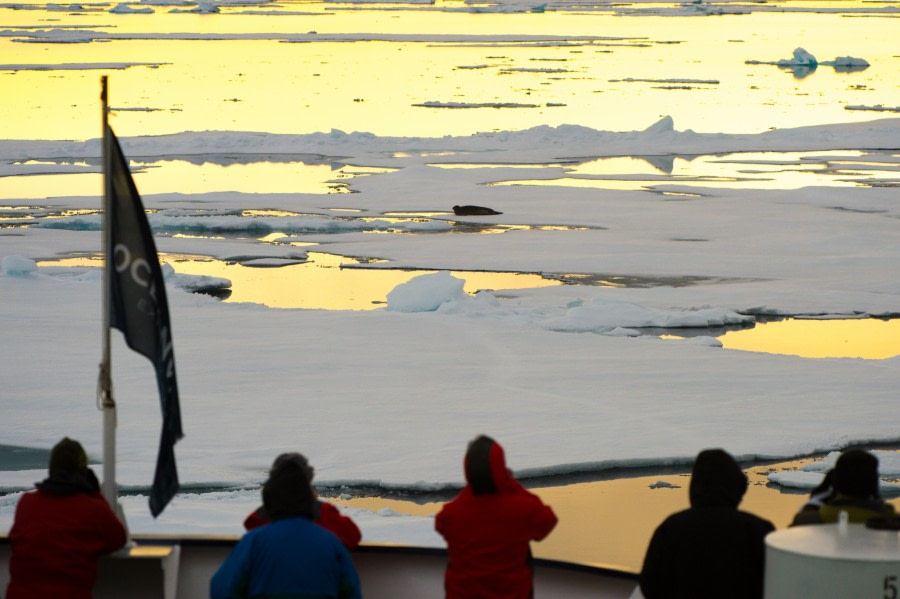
[210,458,361,599]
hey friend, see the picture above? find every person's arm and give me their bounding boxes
[752,520,777,599]
[525,500,557,541]
[789,507,823,526]
[513,484,558,541]
[317,502,362,550]
[92,494,128,554]
[336,544,362,599]
[243,506,268,531]
[434,501,453,538]
[638,525,667,599]
[210,538,252,599]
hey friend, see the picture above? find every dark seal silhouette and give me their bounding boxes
[452,205,502,216]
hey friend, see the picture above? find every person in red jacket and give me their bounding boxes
[435,435,558,599]
[243,452,362,550]
[6,437,127,599]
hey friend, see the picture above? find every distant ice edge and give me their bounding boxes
[1,116,899,162]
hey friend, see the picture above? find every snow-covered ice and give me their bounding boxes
[2,118,898,540]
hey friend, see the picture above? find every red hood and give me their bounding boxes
[464,435,514,494]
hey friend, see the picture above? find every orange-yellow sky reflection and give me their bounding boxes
[2,9,899,140]
[34,255,900,360]
[719,318,900,360]
[331,454,900,570]
[167,252,562,310]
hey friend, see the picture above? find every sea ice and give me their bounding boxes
[0,255,37,276]
[386,271,468,312]
[110,3,154,12]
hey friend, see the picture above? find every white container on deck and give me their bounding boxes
[764,522,900,598]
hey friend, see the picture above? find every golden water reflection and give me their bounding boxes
[718,318,900,360]
[35,255,898,358]
[485,151,898,191]
[0,159,392,200]
[4,150,894,205]
[332,454,900,571]
[169,252,562,310]
[196,253,897,357]
[127,160,390,195]
[2,10,899,140]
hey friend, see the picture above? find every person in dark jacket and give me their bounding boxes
[639,448,775,599]
[435,435,558,599]
[791,449,895,526]
[242,452,362,549]
[211,457,361,599]
[6,437,127,599]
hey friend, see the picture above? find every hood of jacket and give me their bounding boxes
[689,449,748,508]
[37,468,101,496]
[464,435,514,495]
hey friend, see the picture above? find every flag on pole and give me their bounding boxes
[105,124,183,517]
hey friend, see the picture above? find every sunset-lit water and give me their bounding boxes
[488,150,900,191]
[327,452,900,571]
[717,317,900,360]
[8,149,897,202]
[35,252,900,359]
[2,2,899,141]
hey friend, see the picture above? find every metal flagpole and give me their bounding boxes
[99,75,118,509]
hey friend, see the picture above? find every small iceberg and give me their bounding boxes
[385,271,468,313]
[110,3,155,12]
[821,56,869,72]
[777,47,817,67]
[0,255,38,277]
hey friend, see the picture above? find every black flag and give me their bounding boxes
[105,124,183,517]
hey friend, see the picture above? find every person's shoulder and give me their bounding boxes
[497,480,547,505]
[249,516,324,543]
[38,488,109,510]
[16,488,39,501]
[244,506,268,530]
[790,506,823,526]
[77,490,119,512]
[437,490,469,513]
[10,489,39,516]
[737,510,776,532]
[287,515,344,540]
[651,506,725,534]
[657,507,694,526]
[318,501,346,519]
[819,497,896,523]
[307,518,353,552]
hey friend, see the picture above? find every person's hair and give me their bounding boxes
[270,452,315,483]
[833,449,879,499]
[689,448,748,508]
[465,435,498,494]
[48,437,88,475]
[262,459,316,520]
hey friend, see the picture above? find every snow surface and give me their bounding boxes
[1,116,898,540]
